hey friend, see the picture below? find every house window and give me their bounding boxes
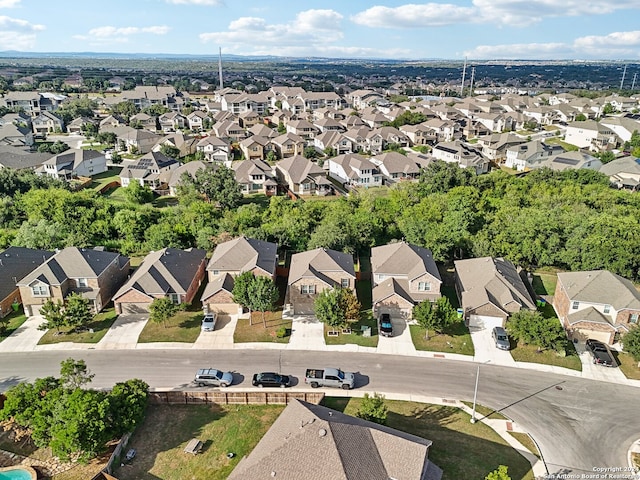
[169,293,180,304]
[418,282,432,292]
[604,305,611,314]
[572,301,579,310]
[376,274,386,282]
[341,279,349,288]
[31,284,49,297]
[631,313,639,324]
[301,285,316,294]
[76,278,88,288]
[212,270,219,276]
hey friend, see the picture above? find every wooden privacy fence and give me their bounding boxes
[149,390,324,406]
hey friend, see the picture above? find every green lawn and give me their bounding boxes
[88,168,122,191]
[0,308,28,342]
[510,342,582,371]
[138,310,201,343]
[38,308,119,345]
[460,401,508,420]
[321,397,534,480]
[410,321,474,355]
[233,312,291,343]
[544,137,579,151]
[508,432,541,460]
[531,269,559,296]
[615,351,640,380]
[355,278,372,310]
[114,404,285,480]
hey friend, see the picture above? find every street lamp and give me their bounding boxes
[470,360,490,424]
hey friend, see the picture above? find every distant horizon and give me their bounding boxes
[0,1,639,61]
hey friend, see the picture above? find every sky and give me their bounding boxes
[0,0,639,61]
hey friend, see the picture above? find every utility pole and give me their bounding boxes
[460,57,467,97]
[632,73,638,91]
[469,67,476,97]
[218,47,224,90]
[620,64,627,90]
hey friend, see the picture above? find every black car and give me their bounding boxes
[585,339,616,367]
[379,313,393,337]
[252,372,291,388]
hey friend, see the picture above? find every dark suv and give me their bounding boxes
[379,313,393,337]
[585,339,616,367]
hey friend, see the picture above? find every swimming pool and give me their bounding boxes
[0,466,37,480]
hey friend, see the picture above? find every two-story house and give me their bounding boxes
[119,151,179,189]
[17,247,130,317]
[32,111,64,135]
[232,158,278,195]
[196,136,231,164]
[39,149,107,181]
[371,242,442,321]
[328,153,383,189]
[554,270,640,345]
[275,155,332,196]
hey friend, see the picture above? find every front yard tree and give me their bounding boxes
[434,296,457,332]
[64,292,92,331]
[623,327,640,366]
[507,310,567,352]
[232,271,255,325]
[341,288,361,321]
[38,299,66,333]
[59,358,94,390]
[314,288,346,331]
[413,300,436,339]
[149,297,179,328]
[248,275,279,328]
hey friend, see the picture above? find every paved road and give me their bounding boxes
[0,349,636,476]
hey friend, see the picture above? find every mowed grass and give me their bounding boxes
[233,311,292,343]
[410,321,474,356]
[38,308,119,345]
[115,404,285,480]
[510,342,582,371]
[138,310,201,343]
[531,270,559,296]
[508,432,541,460]
[321,397,534,480]
[460,402,507,420]
[0,308,28,342]
[324,311,378,348]
[615,351,640,380]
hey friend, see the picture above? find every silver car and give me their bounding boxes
[491,326,510,350]
[194,368,233,387]
[201,312,217,332]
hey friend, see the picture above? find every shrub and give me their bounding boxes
[276,326,288,338]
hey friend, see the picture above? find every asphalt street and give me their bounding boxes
[0,348,637,476]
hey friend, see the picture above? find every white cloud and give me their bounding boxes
[200,10,344,49]
[353,0,639,28]
[84,25,170,38]
[572,31,640,58]
[0,15,44,50]
[0,0,21,8]
[464,42,570,59]
[165,0,222,5]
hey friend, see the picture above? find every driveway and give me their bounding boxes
[376,319,416,355]
[97,314,148,350]
[287,316,325,350]
[0,316,47,352]
[574,342,628,383]
[469,326,516,366]
[192,315,237,349]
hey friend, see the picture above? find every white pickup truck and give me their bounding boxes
[304,368,356,390]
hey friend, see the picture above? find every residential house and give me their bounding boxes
[232,158,278,195]
[196,136,231,164]
[554,270,640,345]
[375,126,410,148]
[158,112,186,133]
[153,132,198,158]
[313,117,345,134]
[371,241,442,321]
[423,118,458,142]
[17,247,130,317]
[314,130,353,155]
[275,155,332,196]
[0,147,51,171]
[228,399,442,480]
[272,133,306,159]
[120,85,177,110]
[343,127,383,154]
[238,110,261,129]
[537,150,602,172]
[1,91,42,117]
[201,236,278,315]
[361,110,389,129]
[431,141,490,174]
[474,112,513,133]
[248,124,278,139]
[116,128,162,154]
[211,120,246,143]
[39,149,107,181]
[400,124,437,146]
[328,153,383,188]
[454,257,536,329]
[99,115,126,130]
[477,133,524,162]
[286,247,355,315]
[113,247,207,314]
[297,91,343,111]
[370,151,422,183]
[0,122,34,147]
[187,110,209,132]
[523,106,556,126]
[167,160,208,196]
[0,247,54,318]
[239,136,270,161]
[504,140,564,171]
[346,89,384,110]
[599,116,640,143]
[66,116,97,135]
[286,120,318,142]
[32,111,64,135]
[598,156,640,191]
[119,151,179,189]
[564,121,620,152]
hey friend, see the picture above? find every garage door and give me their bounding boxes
[29,304,43,317]
[575,328,612,344]
[376,305,409,321]
[207,303,238,316]
[468,315,504,330]
[120,303,150,314]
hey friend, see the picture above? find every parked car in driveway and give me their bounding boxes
[201,312,217,331]
[379,313,393,337]
[491,326,511,351]
[194,368,233,387]
[252,372,291,388]
[585,339,616,367]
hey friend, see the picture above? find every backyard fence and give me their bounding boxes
[149,390,324,406]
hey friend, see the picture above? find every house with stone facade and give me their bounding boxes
[112,248,206,315]
[286,247,355,315]
[17,247,130,317]
[553,270,640,345]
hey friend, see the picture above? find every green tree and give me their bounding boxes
[59,358,94,390]
[248,275,279,328]
[193,165,242,210]
[96,131,117,146]
[304,146,319,159]
[485,465,511,480]
[123,181,154,204]
[108,379,149,436]
[314,288,346,330]
[356,392,388,425]
[160,144,180,159]
[149,297,179,328]
[596,151,615,164]
[277,121,286,134]
[575,113,587,122]
[38,299,66,333]
[434,296,457,331]
[64,292,92,331]
[623,327,640,363]
[232,271,255,324]
[413,300,436,339]
[111,101,139,118]
[341,288,361,321]
[507,310,567,352]
[602,103,615,115]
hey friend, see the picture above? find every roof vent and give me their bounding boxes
[318,428,327,437]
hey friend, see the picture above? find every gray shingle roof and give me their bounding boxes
[0,247,54,300]
[207,236,277,276]
[371,242,441,284]
[557,270,640,310]
[288,248,355,286]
